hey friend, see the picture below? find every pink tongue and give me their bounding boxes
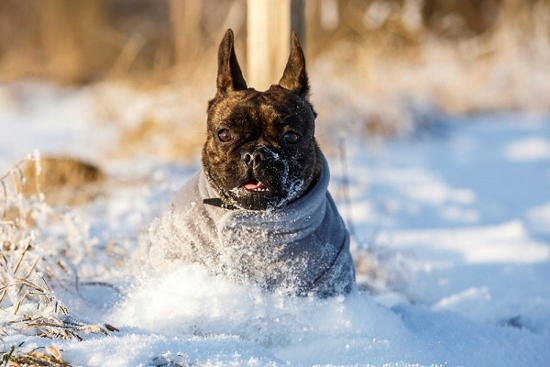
[244,180,265,190]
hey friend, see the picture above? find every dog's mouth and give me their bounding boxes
[241,179,270,192]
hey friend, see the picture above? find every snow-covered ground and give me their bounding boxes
[1,83,549,366]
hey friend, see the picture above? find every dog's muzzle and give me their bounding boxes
[241,146,277,168]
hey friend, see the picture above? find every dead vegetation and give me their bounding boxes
[1,345,69,367]
[21,156,105,206]
[1,156,118,366]
[118,116,204,161]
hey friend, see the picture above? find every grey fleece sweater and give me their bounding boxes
[149,156,355,297]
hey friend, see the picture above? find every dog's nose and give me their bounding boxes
[242,149,266,168]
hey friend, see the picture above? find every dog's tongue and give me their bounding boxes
[243,179,266,190]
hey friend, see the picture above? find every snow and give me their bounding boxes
[505,137,550,162]
[527,203,550,233]
[1,83,550,366]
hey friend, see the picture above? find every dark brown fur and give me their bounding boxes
[202,29,321,210]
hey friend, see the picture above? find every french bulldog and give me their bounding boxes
[203,29,320,211]
[149,29,355,297]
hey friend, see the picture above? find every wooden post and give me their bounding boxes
[246,0,304,91]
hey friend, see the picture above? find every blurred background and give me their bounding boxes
[0,0,549,161]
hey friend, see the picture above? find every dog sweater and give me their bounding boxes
[149,155,355,297]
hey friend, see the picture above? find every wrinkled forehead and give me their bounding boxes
[208,88,314,126]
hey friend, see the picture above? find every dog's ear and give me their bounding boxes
[216,29,247,95]
[278,33,309,98]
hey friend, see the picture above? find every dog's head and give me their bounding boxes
[202,29,321,210]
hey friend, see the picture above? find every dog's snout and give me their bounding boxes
[242,149,266,168]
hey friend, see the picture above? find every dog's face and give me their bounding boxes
[202,30,321,211]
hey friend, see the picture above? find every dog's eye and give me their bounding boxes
[217,129,233,142]
[282,131,300,144]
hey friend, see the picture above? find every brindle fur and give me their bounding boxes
[202,29,322,210]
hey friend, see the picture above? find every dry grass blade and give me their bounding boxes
[12,278,46,293]
[0,160,26,183]
[7,311,116,341]
[47,346,66,365]
[12,289,28,316]
[105,324,119,332]
[10,168,24,225]
[1,345,15,366]
[12,241,31,275]
[1,180,7,219]
[16,255,41,295]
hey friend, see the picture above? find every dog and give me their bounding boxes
[149,29,355,297]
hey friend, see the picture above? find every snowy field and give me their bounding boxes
[1,83,549,366]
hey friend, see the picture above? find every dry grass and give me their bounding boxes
[1,345,69,367]
[1,155,118,366]
[21,156,105,207]
[309,1,550,140]
[118,116,204,161]
[90,81,209,162]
